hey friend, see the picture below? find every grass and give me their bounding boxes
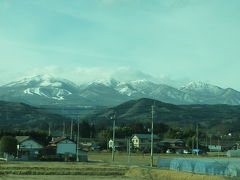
[0,162,128,176]
[0,152,239,180]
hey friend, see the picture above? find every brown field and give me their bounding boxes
[0,152,239,180]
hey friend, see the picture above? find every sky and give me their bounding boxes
[0,0,240,89]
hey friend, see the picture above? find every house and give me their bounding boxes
[160,139,185,148]
[208,140,236,152]
[208,145,222,152]
[48,137,88,162]
[79,138,96,151]
[108,138,127,150]
[131,134,160,150]
[16,136,44,160]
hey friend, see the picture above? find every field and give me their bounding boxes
[0,152,239,180]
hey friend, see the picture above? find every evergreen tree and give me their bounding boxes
[0,136,17,156]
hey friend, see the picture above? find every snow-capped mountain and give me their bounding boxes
[1,75,240,106]
[0,75,90,106]
[179,81,240,104]
[180,81,223,96]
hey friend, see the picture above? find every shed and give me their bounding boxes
[49,137,76,155]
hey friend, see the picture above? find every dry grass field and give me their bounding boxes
[0,152,239,180]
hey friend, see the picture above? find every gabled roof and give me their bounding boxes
[132,134,160,139]
[16,136,44,148]
[50,137,76,145]
[16,136,31,143]
[50,137,67,144]
[109,138,127,142]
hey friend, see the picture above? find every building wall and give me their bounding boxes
[57,140,76,155]
[208,145,221,152]
[19,140,43,150]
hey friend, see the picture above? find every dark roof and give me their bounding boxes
[132,134,160,139]
[109,138,127,142]
[50,137,67,144]
[50,137,76,145]
[15,136,30,143]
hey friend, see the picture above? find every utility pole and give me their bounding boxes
[128,138,131,164]
[209,134,212,152]
[150,104,154,167]
[111,112,116,162]
[48,123,51,137]
[196,123,199,156]
[76,117,80,162]
[62,122,65,137]
[70,119,73,140]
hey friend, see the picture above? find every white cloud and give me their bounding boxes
[11,66,189,88]
[20,66,153,84]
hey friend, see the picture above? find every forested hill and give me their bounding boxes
[1,98,240,134]
[0,101,70,129]
[82,98,240,133]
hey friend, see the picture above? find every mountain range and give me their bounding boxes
[0,74,240,107]
[1,98,240,134]
[82,98,240,134]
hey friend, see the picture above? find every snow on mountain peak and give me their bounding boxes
[91,78,120,87]
[130,79,151,84]
[2,75,240,105]
[181,81,215,89]
[4,74,78,88]
[180,81,223,95]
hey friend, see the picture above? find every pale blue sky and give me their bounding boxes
[0,0,240,89]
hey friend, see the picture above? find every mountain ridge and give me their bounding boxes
[1,75,240,106]
[0,100,71,129]
[81,98,240,134]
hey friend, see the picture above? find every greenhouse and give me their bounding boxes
[157,158,240,177]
